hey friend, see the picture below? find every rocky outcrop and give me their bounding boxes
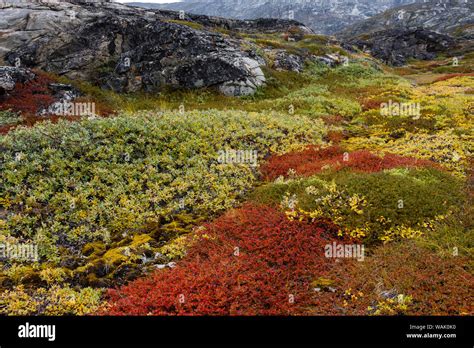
[336,0,472,66]
[0,65,81,115]
[40,82,81,115]
[0,66,35,94]
[345,28,457,66]
[158,10,312,35]
[272,51,305,72]
[0,1,289,96]
[311,54,349,68]
[130,0,422,35]
[337,0,474,40]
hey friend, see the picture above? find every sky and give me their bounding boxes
[116,0,182,3]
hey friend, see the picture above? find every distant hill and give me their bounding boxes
[336,0,473,66]
[337,0,474,40]
[126,0,422,35]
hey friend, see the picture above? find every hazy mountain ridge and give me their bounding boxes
[337,0,474,39]
[337,0,473,66]
[127,0,423,35]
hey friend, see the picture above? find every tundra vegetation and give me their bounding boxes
[0,24,473,315]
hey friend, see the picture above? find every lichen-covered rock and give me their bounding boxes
[1,1,269,96]
[0,66,35,94]
[217,57,266,96]
[345,28,456,66]
[336,1,473,66]
[310,53,347,68]
[273,50,305,72]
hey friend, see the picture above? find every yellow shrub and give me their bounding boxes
[0,285,105,315]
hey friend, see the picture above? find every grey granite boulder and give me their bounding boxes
[1,1,267,96]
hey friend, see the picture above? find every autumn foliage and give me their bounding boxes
[105,204,346,315]
[0,71,55,116]
[433,73,474,83]
[260,146,438,181]
[330,242,474,315]
[0,71,115,134]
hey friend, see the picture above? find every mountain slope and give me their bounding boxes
[337,0,474,40]
[337,0,473,66]
[127,0,422,35]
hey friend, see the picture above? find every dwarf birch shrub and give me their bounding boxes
[0,109,325,266]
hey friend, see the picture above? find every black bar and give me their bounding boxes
[0,316,471,346]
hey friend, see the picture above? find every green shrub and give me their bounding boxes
[165,19,205,31]
[0,110,22,127]
[0,109,325,278]
[251,168,464,244]
[417,203,474,258]
[0,285,104,315]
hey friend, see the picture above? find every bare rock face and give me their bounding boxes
[346,28,457,66]
[129,0,423,35]
[336,0,472,66]
[0,1,273,96]
[337,0,474,40]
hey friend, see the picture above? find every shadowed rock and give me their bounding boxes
[345,28,456,66]
[0,1,278,96]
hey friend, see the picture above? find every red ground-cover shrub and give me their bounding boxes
[361,98,383,111]
[260,146,438,181]
[330,242,474,315]
[322,115,344,126]
[0,125,14,135]
[1,71,115,133]
[325,130,345,144]
[0,71,56,116]
[105,204,348,315]
[434,73,474,83]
